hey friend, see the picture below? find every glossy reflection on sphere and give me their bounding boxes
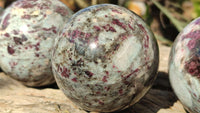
[52,4,159,112]
[0,0,73,87]
[169,17,200,113]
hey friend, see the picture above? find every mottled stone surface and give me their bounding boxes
[52,4,159,112]
[0,0,73,86]
[169,17,200,113]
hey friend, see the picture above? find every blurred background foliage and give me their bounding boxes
[1,0,200,46]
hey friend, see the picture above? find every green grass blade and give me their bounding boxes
[152,0,187,32]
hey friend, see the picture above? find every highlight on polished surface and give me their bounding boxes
[52,4,159,112]
[169,17,200,113]
[0,0,73,87]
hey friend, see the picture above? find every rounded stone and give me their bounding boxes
[169,17,200,113]
[52,4,159,112]
[0,0,73,87]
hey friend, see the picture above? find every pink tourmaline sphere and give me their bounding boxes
[169,17,200,113]
[0,0,73,86]
[52,4,159,112]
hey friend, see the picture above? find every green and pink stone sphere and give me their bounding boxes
[0,0,73,86]
[169,17,200,113]
[52,4,159,112]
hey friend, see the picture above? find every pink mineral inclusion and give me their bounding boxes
[7,46,15,55]
[61,67,70,78]
[2,14,10,30]
[112,19,126,30]
[111,9,122,14]
[102,76,108,82]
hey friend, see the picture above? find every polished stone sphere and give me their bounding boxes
[0,0,73,86]
[52,4,159,112]
[169,17,200,113]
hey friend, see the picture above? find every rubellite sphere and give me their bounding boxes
[0,0,73,86]
[169,17,200,113]
[52,4,159,112]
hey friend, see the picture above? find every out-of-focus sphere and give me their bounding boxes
[52,4,159,112]
[169,17,200,113]
[0,0,73,86]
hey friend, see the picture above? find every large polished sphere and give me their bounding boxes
[0,0,73,86]
[169,17,200,113]
[52,4,159,112]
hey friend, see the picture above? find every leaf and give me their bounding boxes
[152,0,187,32]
